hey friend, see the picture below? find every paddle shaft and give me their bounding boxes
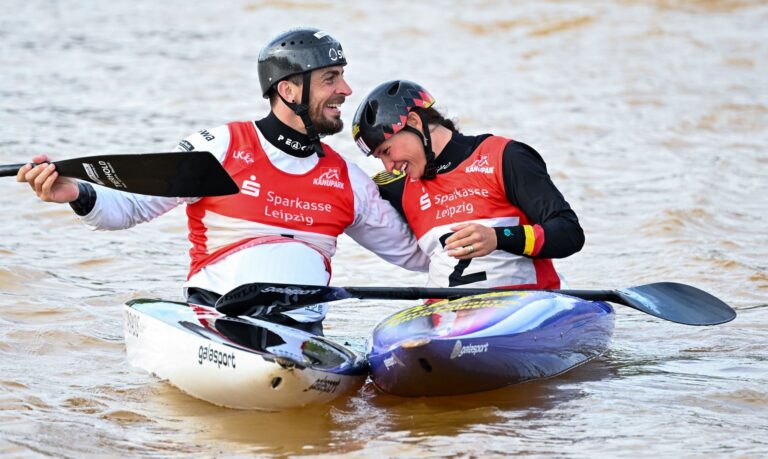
[0,164,26,177]
[343,284,733,326]
[340,286,615,302]
[215,281,736,326]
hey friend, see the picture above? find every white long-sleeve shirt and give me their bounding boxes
[79,122,429,321]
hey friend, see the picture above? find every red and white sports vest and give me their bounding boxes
[402,136,560,289]
[186,121,355,278]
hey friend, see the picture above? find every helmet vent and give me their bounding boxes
[365,101,378,125]
[386,81,401,96]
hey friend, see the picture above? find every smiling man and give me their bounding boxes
[17,29,429,334]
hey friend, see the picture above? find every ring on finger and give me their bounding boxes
[466,244,474,254]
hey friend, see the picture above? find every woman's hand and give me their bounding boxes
[444,222,497,259]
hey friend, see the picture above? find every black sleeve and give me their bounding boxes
[496,141,585,258]
[372,171,407,218]
[69,182,97,216]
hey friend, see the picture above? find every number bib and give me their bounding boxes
[401,136,559,289]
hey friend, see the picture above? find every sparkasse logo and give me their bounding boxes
[241,175,261,197]
[419,192,431,210]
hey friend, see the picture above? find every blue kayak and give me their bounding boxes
[367,290,615,396]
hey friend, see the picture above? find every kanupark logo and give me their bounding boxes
[313,167,345,189]
[464,155,494,174]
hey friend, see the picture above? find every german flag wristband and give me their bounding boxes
[495,224,545,257]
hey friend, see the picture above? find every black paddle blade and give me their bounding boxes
[1,151,239,197]
[613,282,736,326]
[215,283,344,316]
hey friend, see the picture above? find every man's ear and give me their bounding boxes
[276,80,300,104]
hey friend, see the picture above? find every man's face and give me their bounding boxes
[307,66,352,135]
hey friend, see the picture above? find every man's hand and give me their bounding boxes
[16,154,80,203]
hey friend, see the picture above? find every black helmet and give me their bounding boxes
[352,80,435,156]
[258,28,347,98]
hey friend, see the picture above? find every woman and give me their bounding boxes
[352,80,584,289]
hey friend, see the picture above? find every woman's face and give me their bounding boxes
[372,116,426,179]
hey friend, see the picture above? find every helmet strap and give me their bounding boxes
[277,72,325,157]
[402,111,437,180]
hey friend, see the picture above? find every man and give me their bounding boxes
[17,29,429,333]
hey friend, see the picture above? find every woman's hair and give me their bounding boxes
[414,106,459,132]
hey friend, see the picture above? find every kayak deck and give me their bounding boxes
[368,290,615,396]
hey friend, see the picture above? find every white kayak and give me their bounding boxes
[123,299,367,411]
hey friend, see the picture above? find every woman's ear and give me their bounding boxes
[406,111,422,129]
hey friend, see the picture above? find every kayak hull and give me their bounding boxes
[124,300,367,411]
[368,291,614,396]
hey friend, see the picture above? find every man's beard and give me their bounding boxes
[314,117,343,136]
[310,100,344,135]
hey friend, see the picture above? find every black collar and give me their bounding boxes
[434,131,488,174]
[255,112,316,158]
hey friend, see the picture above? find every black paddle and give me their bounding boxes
[0,151,239,197]
[214,282,736,326]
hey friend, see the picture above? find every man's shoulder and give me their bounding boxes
[175,124,233,154]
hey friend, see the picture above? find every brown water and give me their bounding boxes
[1,1,767,457]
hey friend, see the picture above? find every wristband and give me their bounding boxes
[494,226,524,255]
[495,224,546,257]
